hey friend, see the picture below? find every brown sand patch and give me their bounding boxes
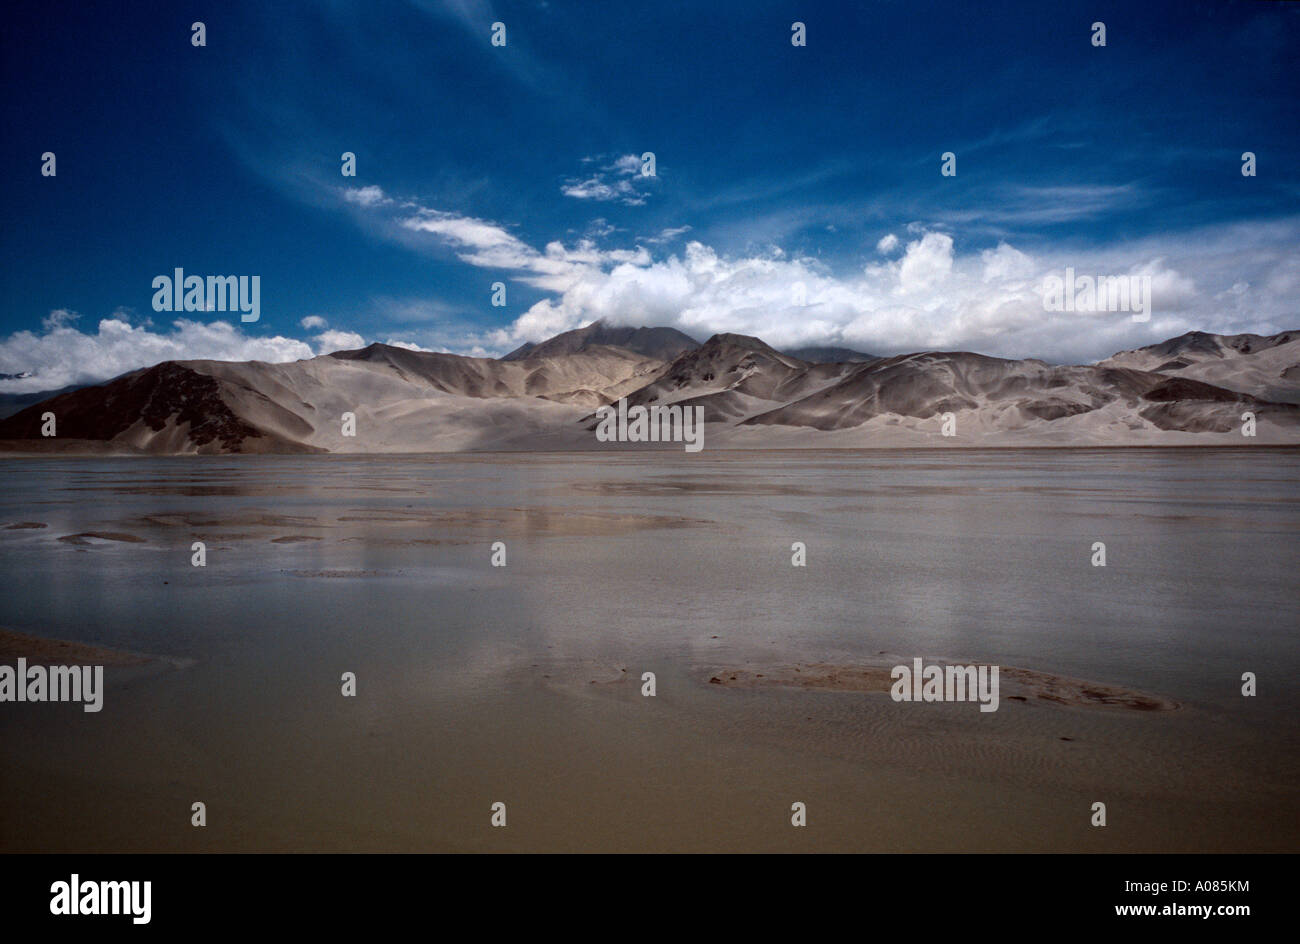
[522,659,635,691]
[281,569,384,578]
[112,507,707,542]
[429,507,713,537]
[0,627,151,666]
[1000,666,1178,711]
[335,506,713,537]
[706,663,895,693]
[702,661,1178,712]
[56,531,147,546]
[135,511,320,529]
[271,535,322,543]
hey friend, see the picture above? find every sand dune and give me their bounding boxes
[1,327,1296,453]
[1100,330,1300,404]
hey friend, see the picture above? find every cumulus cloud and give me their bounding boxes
[339,181,1300,364]
[300,315,328,329]
[313,329,366,354]
[0,317,315,393]
[489,221,1300,364]
[896,232,954,294]
[42,309,81,331]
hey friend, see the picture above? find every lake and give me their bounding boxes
[1,448,1296,851]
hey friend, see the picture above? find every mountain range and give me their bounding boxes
[1,322,1296,453]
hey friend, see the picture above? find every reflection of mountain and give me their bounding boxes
[2,328,1297,453]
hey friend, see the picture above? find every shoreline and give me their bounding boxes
[2,441,1300,458]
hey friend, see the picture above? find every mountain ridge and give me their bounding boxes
[501,320,700,362]
[2,328,1297,453]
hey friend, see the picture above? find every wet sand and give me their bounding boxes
[701,660,1180,711]
[0,627,152,666]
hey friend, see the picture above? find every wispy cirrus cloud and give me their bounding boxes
[341,184,652,294]
[561,154,654,206]
[937,183,1150,226]
[644,225,692,244]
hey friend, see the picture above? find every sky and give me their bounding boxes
[1,0,1298,392]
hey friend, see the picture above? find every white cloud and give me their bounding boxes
[335,180,1300,364]
[489,219,1300,364]
[396,204,651,293]
[342,185,390,207]
[608,154,642,174]
[979,242,1035,282]
[938,184,1146,227]
[401,210,543,271]
[561,154,652,205]
[300,315,328,329]
[645,225,692,244]
[314,330,366,354]
[896,232,954,294]
[561,177,645,206]
[584,218,617,238]
[0,317,314,393]
[42,309,81,331]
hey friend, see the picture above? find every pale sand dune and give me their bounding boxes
[1,328,1296,453]
[1101,331,1300,404]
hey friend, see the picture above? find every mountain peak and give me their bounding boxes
[328,341,398,361]
[501,321,700,362]
[4,328,1298,452]
[693,332,810,369]
[779,345,878,364]
[701,332,769,349]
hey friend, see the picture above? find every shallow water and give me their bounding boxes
[1,448,1297,851]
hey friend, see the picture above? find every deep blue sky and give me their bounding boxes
[2,0,1297,388]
